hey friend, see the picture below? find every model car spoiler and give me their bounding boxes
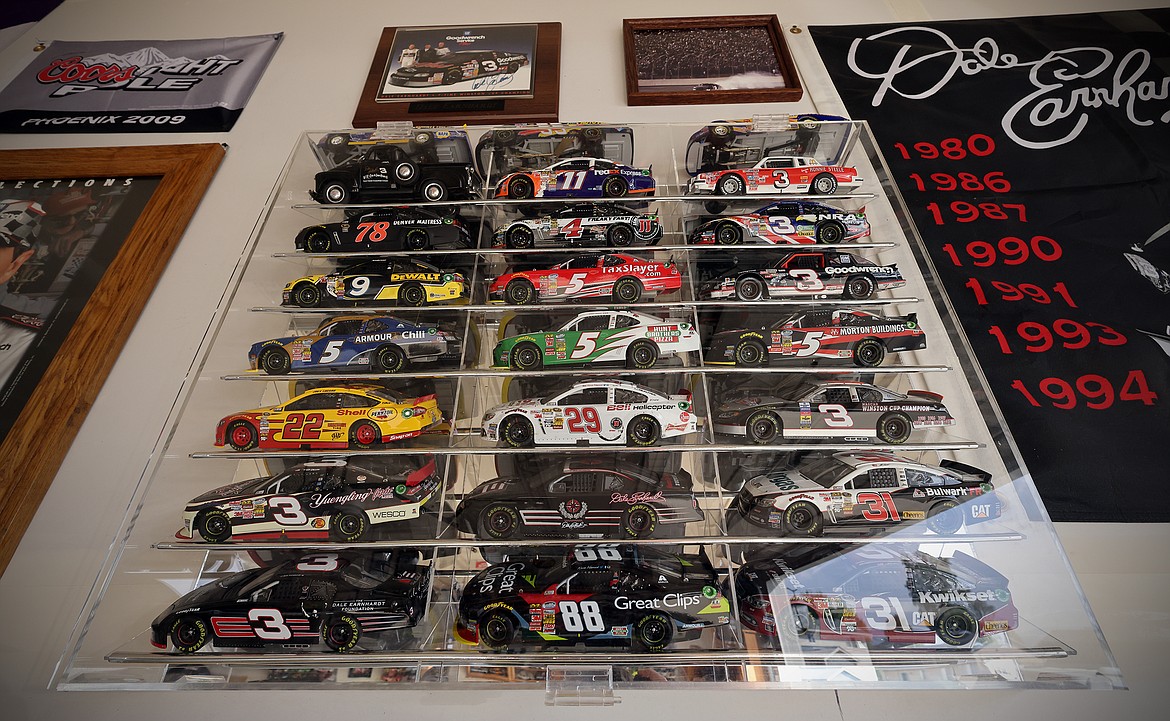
[947,550,1010,588]
[938,458,993,483]
[906,389,944,402]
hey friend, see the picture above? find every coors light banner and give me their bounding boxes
[0,34,282,133]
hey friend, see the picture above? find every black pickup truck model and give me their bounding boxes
[312,142,482,204]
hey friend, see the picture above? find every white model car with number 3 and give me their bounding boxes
[481,379,699,447]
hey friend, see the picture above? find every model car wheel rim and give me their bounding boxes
[719,175,743,195]
[626,506,656,535]
[818,222,844,244]
[813,174,838,194]
[937,608,976,645]
[855,340,884,367]
[422,182,447,202]
[353,422,379,446]
[503,417,533,446]
[629,342,657,368]
[260,349,290,375]
[609,225,634,247]
[402,284,426,306]
[306,230,331,252]
[736,342,764,366]
[395,162,416,181]
[230,423,256,449]
[928,501,963,534]
[506,280,535,304]
[508,226,534,249]
[736,278,764,301]
[847,276,875,299]
[405,229,429,250]
[482,614,513,646]
[377,346,406,373]
[629,417,658,445]
[615,279,641,302]
[513,345,541,370]
[716,223,740,245]
[747,412,780,443]
[323,183,348,204]
[201,512,231,541]
[486,507,517,537]
[603,177,628,197]
[637,614,671,646]
[336,513,363,538]
[294,284,320,307]
[510,178,533,199]
[878,413,911,444]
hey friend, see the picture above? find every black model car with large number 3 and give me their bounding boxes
[150,550,430,654]
[454,545,731,651]
[389,50,528,87]
[698,250,904,301]
[452,459,702,541]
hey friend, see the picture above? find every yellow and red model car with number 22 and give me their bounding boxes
[215,385,442,451]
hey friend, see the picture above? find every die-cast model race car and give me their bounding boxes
[684,116,851,175]
[215,385,442,451]
[712,380,955,444]
[487,253,680,305]
[312,140,480,204]
[727,450,1001,537]
[283,258,466,308]
[388,49,528,87]
[494,157,656,200]
[687,156,862,196]
[453,458,702,540]
[295,206,473,253]
[698,250,904,301]
[705,307,927,368]
[151,550,430,654]
[493,203,662,249]
[250,315,462,375]
[475,124,635,183]
[454,545,731,651]
[480,379,698,448]
[492,310,701,370]
[732,544,1017,648]
[178,457,442,543]
[688,201,870,246]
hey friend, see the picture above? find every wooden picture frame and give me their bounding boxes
[0,143,224,575]
[353,22,561,127]
[622,15,803,106]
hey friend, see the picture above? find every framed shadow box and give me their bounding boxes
[623,15,803,106]
[353,22,561,127]
[0,143,224,575]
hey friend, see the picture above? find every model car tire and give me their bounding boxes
[704,200,727,214]
[633,612,674,652]
[304,228,333,253]
[510,342,543,371]
[816,220,845,244]
[791,605,819,641]
[735,276,766,301]
[927,499,964,535]
[852,338,886,367]
[420,179,448,202]
[602,176,629,197]
[612,277,643,303]
[399,282,428,307]
[935,607,978,646]
[811,173,838,195]
[322,614,361,652]
[170,616,210,654]
[735,340,767,367]
[607,223,635,247]
[500,415,535,447]
[403,228,430,250]
[330,509,369,542]
[444,69,462,84]
[625,340,658,369]
[715,222,742,245]
[504,279,537,305]
[717,174,744,195]
[226,420,259,451]
[394,162,417,182]
[349,420,382,449]
[627,415,661,447]
[508,176,534,200]
[292,282,322,308]
[492,128,518,147]
[320,180,350,205]
[479,609,517,649]
[745,410,782,444]
[582,127,604,142]
[844,274,877,300]
[412,131,433,146]
[784,501,824,536]
[197,509,233,543]
[506,225,535,249]
[373,344,407,373]
[708,124,733,145]
[623,503,658,538]
[480,503,520,539]
[876,411,912,444]
[259,347,292,375]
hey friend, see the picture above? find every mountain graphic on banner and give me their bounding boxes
[82,47,231,73]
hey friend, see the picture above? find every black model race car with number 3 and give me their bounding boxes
[698,250,904,302]
[454,545,731,651]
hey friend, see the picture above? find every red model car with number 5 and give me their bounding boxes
[488,252,681,305]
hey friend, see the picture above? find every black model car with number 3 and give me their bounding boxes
[455,545,731,651]
[151,550,430,654]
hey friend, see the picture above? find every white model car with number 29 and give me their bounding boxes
[481,379,698,448]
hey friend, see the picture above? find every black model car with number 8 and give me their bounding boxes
[455,545,731,651]
[453,459,702,541]
[150,550,430,654]
[713,380,955,445]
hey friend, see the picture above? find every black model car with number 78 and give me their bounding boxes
[150,550,430,654]
[733,544,1018,648]
[295,206,472,253]
[453,459,702,541]
[455,545,731,651]
[712,380,955,445]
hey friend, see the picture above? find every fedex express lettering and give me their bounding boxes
[846,26,1170,149]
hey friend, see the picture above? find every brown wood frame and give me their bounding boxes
[622,15,803,106]
[353,23,561,127]
[0,143,224,576]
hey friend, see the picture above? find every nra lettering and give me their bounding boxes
[614,593,702,610]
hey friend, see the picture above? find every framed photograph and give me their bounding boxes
[622,15,803,106]
[0,143,224,574]
[353,22,561,126]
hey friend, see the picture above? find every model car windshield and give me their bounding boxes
[801,455,855,488]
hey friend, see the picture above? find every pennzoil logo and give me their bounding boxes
[36,49,244,97]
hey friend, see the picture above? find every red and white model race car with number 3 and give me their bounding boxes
[688,156,863,196]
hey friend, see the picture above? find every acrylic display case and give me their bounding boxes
[52,119,1124,698]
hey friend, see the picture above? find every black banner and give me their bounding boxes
[812,11,1170,521]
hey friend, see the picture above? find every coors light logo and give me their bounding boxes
[36,47,242,97]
